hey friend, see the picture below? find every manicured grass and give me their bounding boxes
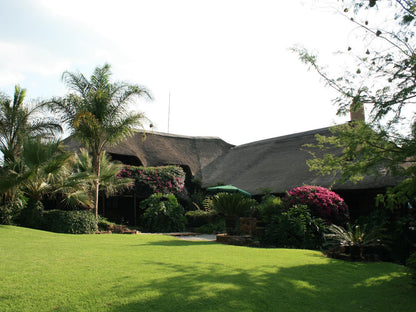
[0,226,415,312]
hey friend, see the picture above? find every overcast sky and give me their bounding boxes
[0,0,358,145]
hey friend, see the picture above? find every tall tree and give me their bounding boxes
[48,64,152,219]
[0,85,62,224]
[294,0,416,208]
[0,85,61,164]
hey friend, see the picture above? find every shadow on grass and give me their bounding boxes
[103,259,414,312]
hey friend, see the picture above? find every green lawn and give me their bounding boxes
[0,225,415,312]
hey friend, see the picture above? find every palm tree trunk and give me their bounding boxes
[94,179,100,221]
[93,152,101,222]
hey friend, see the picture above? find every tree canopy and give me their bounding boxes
[48,64,152,218]
[295,0,416,208]
[0,85,61,164]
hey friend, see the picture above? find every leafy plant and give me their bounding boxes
[264,204,327,249]
[141,193,186,233]
[211,192,257,235]
[257,195,285,224]
[285,185,349,225]
[325,223,387,260]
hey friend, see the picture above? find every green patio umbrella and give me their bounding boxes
[206,185,252,197]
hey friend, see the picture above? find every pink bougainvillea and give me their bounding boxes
[285,185,349,224]
[117,165,186,196]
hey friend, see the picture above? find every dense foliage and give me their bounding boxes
[140,193,186,233]
[263,204,327,250]
[285,186,349,224]
[42,210,97,234]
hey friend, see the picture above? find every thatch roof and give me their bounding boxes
[63,130,233,176]
[64,127,400,196]
[200,127,399,195]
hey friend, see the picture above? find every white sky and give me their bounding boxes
[0,0,359,145]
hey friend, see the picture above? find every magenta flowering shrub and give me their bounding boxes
[117,165,186,196]
[285,185,349,224]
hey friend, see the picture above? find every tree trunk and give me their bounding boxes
[94,179,100,221]
[93,152,101,222]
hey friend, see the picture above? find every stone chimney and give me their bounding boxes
[350,104,365,122]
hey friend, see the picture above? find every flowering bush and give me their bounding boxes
[117,165,186,197]
[285,185,349,225]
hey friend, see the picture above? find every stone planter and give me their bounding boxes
[239,217,257,235]
[216,233,253,246]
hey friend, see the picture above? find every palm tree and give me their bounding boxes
[48,64,152,219]
[72,148,134,207]
[0,85,62,224]
[0,85,61,164]
[211,192,257,235]
[0,138,91,227]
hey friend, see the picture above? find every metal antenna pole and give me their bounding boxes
[168,90,171,133]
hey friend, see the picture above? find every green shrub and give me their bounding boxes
[185,209,218,227]
[212,192,256,217]
[0,191,27,225]
[211,192,257,235]
[406,252,416,281]
[264,204,327,249]
[141,193,186,233]
[355,208,416,263]
[196,217,226,234]
[97,217,117,231]
[325,223,389,260]
[42,210,97,234]
[257,195,285,224]
[19,199,44,229]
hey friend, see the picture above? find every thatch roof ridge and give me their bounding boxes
[234,126,332,149]
[140,130,231,142]
[200,126,399,195]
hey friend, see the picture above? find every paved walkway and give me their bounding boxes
[170,233,217,241]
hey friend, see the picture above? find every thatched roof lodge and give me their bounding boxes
[64,131,233,177]
[65,125,399,219]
